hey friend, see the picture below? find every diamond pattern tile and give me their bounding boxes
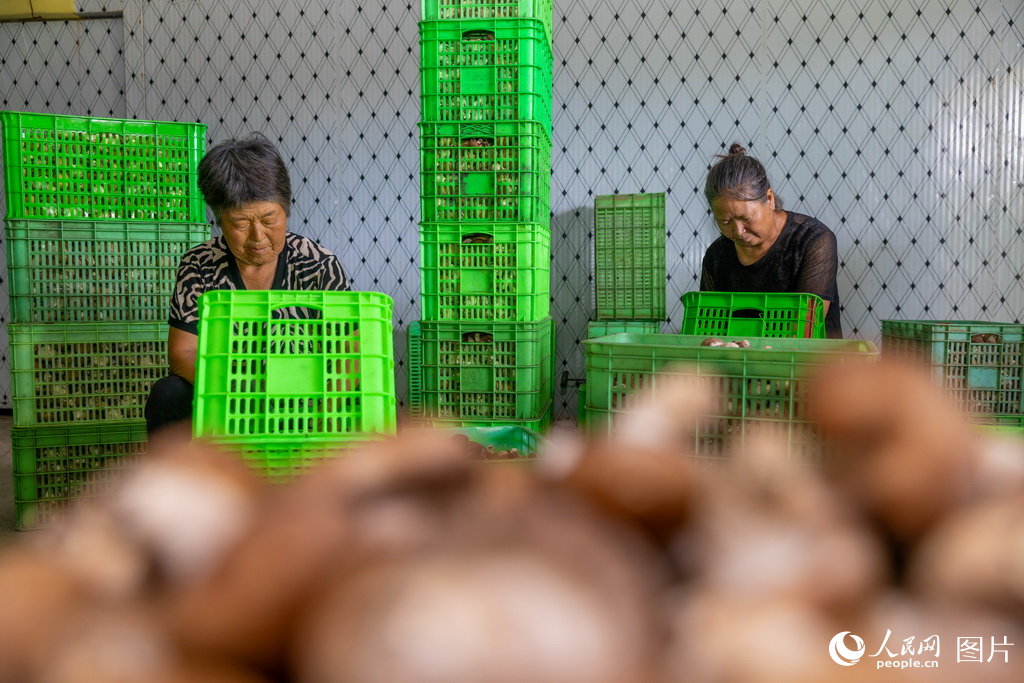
[0,1,1021,419]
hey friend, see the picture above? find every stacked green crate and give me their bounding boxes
[413,2,554,429]
[1,111,208,528]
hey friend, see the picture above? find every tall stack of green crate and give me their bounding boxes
[411,0,554,432]
[1,112,209,528]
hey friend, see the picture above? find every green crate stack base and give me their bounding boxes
[583,333,878,465]
[419,19,553,129]
[10,322,168,427]
[193,291,398,456]
[407,318,554,424]
[420,120,551,224]
[681,291,827,339]
[13,421,147,530]
[413,403,554,434]
[593,192,666,321]
[6,219,209,323]
[442,425,543,461]
[421,0,553,44]
[1,111,207,223]
[197,434,391,483]
[420,222,550,322]
[881,319,1024,419]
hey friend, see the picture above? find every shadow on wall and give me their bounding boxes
[551,205,595,419]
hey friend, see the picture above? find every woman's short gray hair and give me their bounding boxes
[197,133,292,222]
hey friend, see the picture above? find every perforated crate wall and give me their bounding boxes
[583,333,878,464]
[681,291,826,339]
[1,111,207,222]
[881,320,1024,419]
[419,19,552,127]
[10,322,168,427]
[421,0,553,43]
[593,192,667,321]
[6,219,209,323]
[13,422,146,530]
[420,120,550,224]
[193,291,397,445]
[410,318,554,423]
[420,222,550,321]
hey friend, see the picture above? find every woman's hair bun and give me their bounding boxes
[728,143,746,157]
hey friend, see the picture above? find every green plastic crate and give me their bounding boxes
[420,120,551,224]
[409,318,554,423]
[681,291,827,339]
[420,222,550,322]
[5,219,209,324]
[193,291,397,452]
[593,193,666,320]
[577,381,587,427]
[583,333,878,465]
[419,19,552,127]
[975,414,1024,436]
[12,422,147,530]
[587,320,660,338]
[443,425,542,461]
[421,0,553,43]
[10,322,168,427]
[1,111,207,222]
[881,320,1024,418]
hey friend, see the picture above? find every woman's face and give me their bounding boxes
[709,190,780,252]
[219,201,288,268]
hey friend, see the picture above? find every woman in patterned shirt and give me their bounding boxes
[145,134,351,436]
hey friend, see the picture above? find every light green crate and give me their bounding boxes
[681,291,826,339]
[193,291,398,449]
[593,192,666,320]
[1,111,207,222]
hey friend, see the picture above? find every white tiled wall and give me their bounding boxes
[1,0,1021,418]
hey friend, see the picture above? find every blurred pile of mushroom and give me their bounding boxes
[3,359,1024,682]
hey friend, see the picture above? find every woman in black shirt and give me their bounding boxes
[700,143,843,338]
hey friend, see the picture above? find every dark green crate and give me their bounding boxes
[1,111,207,222]
[409,318,554,423]
[583,333,878,465]
[10,322,168,427]
[421,0,553,43]
[13,422,146,530]
[420,222,550,322]
[5,219,209,323]
[881,320,1024,416]
[593,193,666,320]
[192,291,398,444]
[681,291,827,339]
[419,19,552,127]
[420,120,551,224]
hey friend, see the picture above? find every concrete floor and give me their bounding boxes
[0,415,19,549]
